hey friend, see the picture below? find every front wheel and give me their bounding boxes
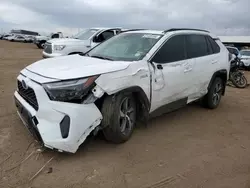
[101,93,137,143]
[231,72,248,88]
[38,41,45,49]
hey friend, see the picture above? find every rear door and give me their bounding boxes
[185,34,220,100]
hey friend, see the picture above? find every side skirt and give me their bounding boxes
[149,97,188,119]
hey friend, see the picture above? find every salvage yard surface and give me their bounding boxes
[1,40,250,188]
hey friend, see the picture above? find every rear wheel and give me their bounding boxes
[101,93,137,143]
[202,77,223,109]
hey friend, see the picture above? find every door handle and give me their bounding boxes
[184,68,192,73]
[157,64,163,69]
[212,60,218,64]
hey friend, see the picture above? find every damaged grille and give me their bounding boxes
[17,80,39,111]
[44,42,52,54]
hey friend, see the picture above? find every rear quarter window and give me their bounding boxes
[206,36,220,54]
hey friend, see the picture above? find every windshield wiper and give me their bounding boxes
[90,55,113,61]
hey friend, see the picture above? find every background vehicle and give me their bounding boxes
[42,27,122,58]
[10,29,39,36]
[4,34,14,40]
[24,35,35,43]
[228,55,247,88]
[240,49,250,70]
[14,28,230,153]
[226,46,241,59]
[34,32,64,49]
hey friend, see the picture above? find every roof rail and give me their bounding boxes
[121,29,147,33]
[163,28,209,33]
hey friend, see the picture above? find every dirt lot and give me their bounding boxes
[1,40,250,188]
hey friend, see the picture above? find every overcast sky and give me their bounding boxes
[0,0,249,36]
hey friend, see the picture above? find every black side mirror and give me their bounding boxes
[93,35,101,43]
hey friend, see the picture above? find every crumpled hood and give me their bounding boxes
[25,55,130,81]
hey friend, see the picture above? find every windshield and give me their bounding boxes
[240,50,250,56]
[74,29,99,40]
[87,32,163,61]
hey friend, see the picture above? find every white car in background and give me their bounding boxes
[42,27,122,58]
[240,49,250,69]
[14,28,230,153]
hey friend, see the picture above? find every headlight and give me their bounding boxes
[43,75,99,102]
[53,45,66,51]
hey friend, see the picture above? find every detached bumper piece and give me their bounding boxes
[14,96,43,144]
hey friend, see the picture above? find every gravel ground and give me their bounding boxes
[1,40,250,188]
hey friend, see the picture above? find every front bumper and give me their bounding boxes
[14,74,103,153]
[241,59,250,67]
[42,51,63,58]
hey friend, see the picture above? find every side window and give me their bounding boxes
[100,30,115,41]
[152,35,186,64]
[205,36,213,55]
[186,35,208,58]
[207,36,220,54]
[51,34,59,38]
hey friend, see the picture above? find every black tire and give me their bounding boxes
[39,41,45,49]
[37,43,43,49]
[202,77,223,109]
[101,93,137,143]
[231,72,247,88]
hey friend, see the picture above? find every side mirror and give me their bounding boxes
[93,35,101,43]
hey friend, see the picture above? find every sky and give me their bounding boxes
[0,0,250,36]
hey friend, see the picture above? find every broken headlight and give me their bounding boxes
[43,76,99,102]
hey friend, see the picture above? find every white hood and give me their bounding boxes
[24,55,130,81]
[47,38,88,45]
[35,35,49,39]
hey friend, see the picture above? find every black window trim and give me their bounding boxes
[206,35,221,54]
[149,33,220,64]
[148,33,188,64]
[185,33,214,59]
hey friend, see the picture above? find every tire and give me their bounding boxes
[231,72,247,88]
[37,43,43,49]
[101,93,137,143]
[202,77,223,109]
[39,41,45,49]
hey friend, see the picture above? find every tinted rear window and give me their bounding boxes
[186,35,208,58]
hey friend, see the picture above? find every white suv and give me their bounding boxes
[14,28,230,153]
[42,27,122,58]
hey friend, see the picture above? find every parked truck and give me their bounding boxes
[42,27,122,58]
[34,32,64,49]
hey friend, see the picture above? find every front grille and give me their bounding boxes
[44,42,52,54]
[17,80,39,111]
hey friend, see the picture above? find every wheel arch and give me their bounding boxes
[96,86,150,123]
[208,69,228,95]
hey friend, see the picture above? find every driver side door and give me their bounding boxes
[149,34,195,114]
